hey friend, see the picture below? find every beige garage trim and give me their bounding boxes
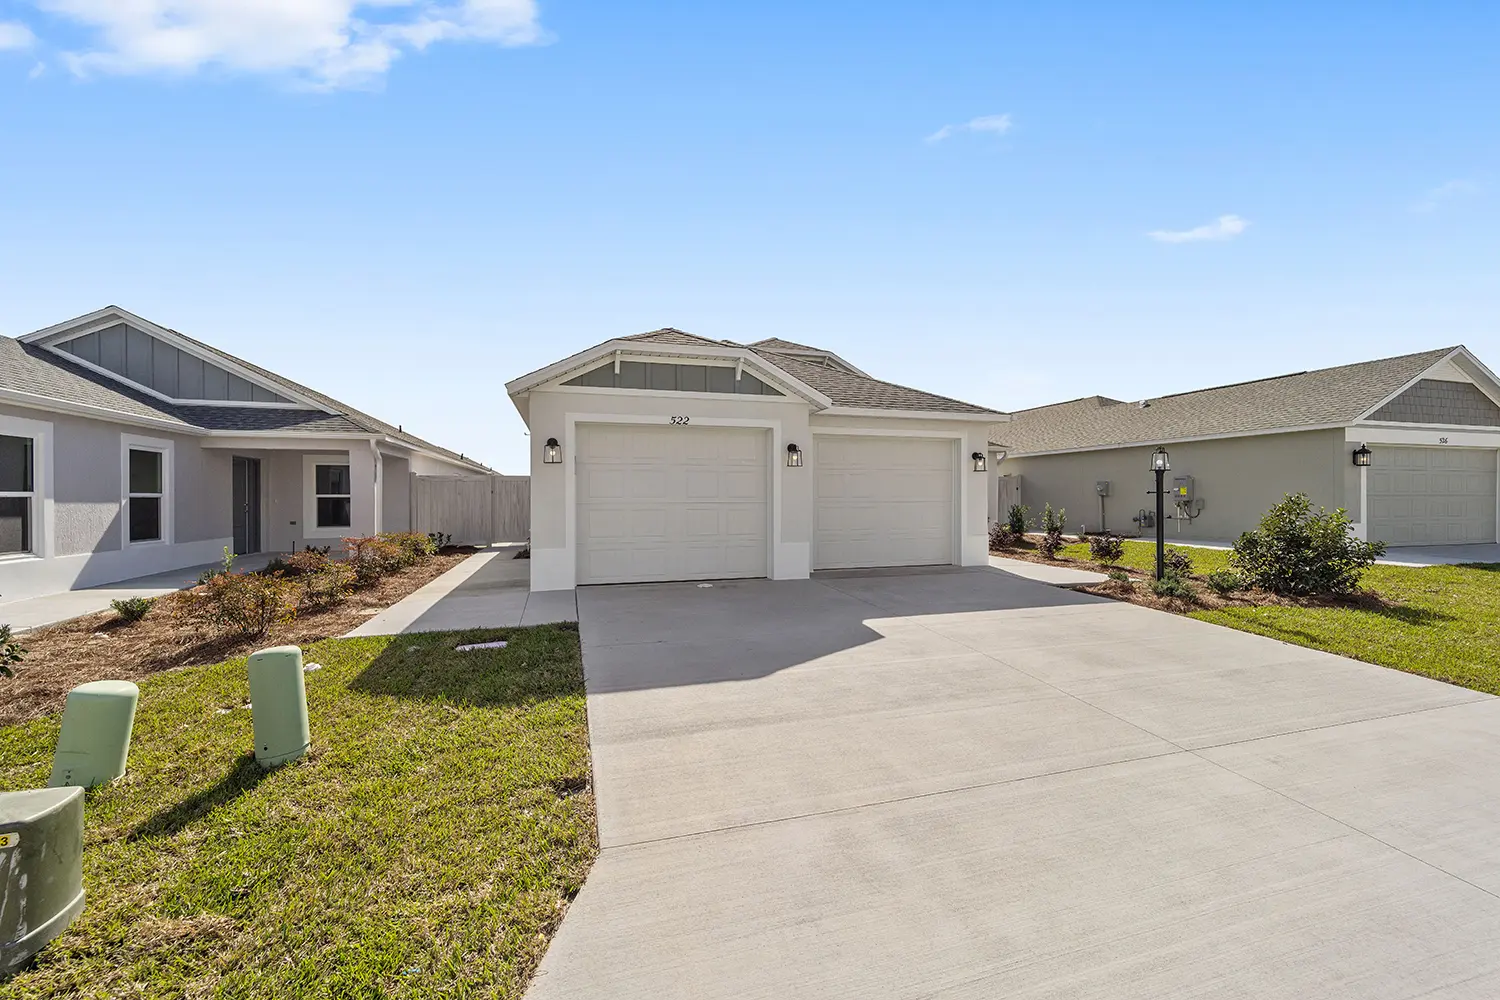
[1368,446,1498,546]
[576,423,769,584]
[813,435,955,570]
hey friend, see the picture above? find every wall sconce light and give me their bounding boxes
[543,438,562,464]
[1352,443,1372,468]
[971,452,987,473]
[786,443,803,468]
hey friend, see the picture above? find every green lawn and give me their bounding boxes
[0,626,595,1000]
[1056,539,1500,695]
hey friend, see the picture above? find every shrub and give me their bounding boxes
[284,550,331,576]
[298,562,356,611]
[110,596,154,624]
[1006,504,1031,535]
[1205,569,1244,596]
[1151,573,1196,601]
[175,571,297,637]
[1230,493,1386,597]
[381,531,438,566]
[1036,503,1068,559]
[1088,533,1125,564]
[427,531,453,551]
[0,625,25,679]
[1106,568,1131,583]
[197,545,238,585]
[989,521,1021,550]
[343,536,408,586]
[1164,549,1193,578]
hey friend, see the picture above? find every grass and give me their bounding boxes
[1050,539,1500,695]
[0,625,596,1000]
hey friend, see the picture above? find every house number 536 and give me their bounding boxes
[669,416,690,425]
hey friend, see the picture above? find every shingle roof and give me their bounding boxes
[620,328,731,348]
[997,347,1457,455]
[751,349,999,415]
[2,326,490,472]
[749,337,827,352]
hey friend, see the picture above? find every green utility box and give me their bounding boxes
[0,787,85,976]
[248,646,311,768]
[49,680,139,788]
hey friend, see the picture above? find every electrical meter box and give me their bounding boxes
[1171,476,1195,503]
[1094,481,1111,497]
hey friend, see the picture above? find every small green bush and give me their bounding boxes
[175,571,297,637]
[110,596,154,624]
[1205,569,1245,596]
[1088,533,1125,564]
[381,531,438,565]
[1231,493,1386,596]
[344,536,408,585]
[427,531,453,551]
[1037,503,1067,558]
[0,624,25,679]
[989,522,1021,550]
[1006,504,1031,535]
[298,562,356,611]
[1151,573,1196,600]
[1107,568,1131,583]
[1164,549,1193,577]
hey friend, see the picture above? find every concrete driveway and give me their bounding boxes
[527,567,1500,999]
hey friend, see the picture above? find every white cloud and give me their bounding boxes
[1147,214,1249,244]
[925,113,1012,143]
[1413,179,1480,213]
[0,21,37,50]
[30,0,544,87]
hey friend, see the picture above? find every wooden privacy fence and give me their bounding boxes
[411,475,530,545]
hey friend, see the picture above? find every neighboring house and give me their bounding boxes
[506,330,1006,591]
[0,306,491,603]
[993,346,1500,549]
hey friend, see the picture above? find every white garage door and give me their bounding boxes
[1369,446,1497,546]
[576,424,768,584]
[814,435,955,570]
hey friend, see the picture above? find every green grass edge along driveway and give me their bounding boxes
[1061,539,1500,696]
[0,625,595,1000]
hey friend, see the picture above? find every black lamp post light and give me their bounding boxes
[1150,447,1170,579]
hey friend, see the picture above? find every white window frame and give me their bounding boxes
[0,414,51,562]
[303,454,354,538]
[121,433,174,548]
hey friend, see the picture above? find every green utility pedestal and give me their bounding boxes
[248,646,311,769]
[0,787,85,975]
[48,680,139,788]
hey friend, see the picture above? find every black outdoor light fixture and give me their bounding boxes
[971,452,987,473]
[543,438,562,464]
[786,443,803,468]
[1352,443,1372,468]
[1149,447,1170,580]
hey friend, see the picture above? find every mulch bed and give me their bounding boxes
[1,549,477,729]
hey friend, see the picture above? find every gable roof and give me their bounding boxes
[997,347,1460,456]
[5,308,490,472]
[508,328,1004,418]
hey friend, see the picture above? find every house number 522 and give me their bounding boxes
[669,416,690,425]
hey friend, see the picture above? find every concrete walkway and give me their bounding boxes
[344,546,574,636]
[988,553,1109,587]
[527,566,1500,999]
[1,553,279,632]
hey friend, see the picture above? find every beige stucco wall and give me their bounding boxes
[998,429,1346,541]
[382,454,413,533]
[522,386,992,591]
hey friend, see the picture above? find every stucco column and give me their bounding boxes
[348,442,381,538]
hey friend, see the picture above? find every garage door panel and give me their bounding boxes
[578,425,769,584]
[1369,446,1497,547]
[814,436,955,570]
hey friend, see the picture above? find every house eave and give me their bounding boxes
[817,406,1009,421]
[0,387,202,435]
[1000,421,1352,459]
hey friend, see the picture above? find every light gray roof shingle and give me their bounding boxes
[997,347,1457,455]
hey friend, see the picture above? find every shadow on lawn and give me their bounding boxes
[129,753,269,841]
[1458,563,1500,573]
[347,625,584,708]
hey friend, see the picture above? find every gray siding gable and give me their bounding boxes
[1370,379,1500,427]
[55,324,294,404]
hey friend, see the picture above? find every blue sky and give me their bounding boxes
[0,2,1496,472]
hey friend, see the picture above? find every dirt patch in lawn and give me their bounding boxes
[0,549,475,728]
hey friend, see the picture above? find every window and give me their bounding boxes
[315,464,352,529]
[127,448,164,543]
[0,434,34,555]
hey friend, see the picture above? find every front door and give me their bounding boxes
[232,456,262,555]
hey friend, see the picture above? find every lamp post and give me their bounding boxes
[1150,447,1170,579]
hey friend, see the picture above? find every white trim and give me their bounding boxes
[120,433,174,548]
[23,306,330,412]
[1357,417,1500,432]
[811,429,966,570]
[544,412,787,592]
[1355,464,1369,541]
[1345,425,1500,448]
[1354,347,1500,421]
[1008,422,1352,458]
[0,413,53,562]
[0,387,201,435]
[749,346,872,378]
[533,383,806,405]
[303,453,354,539]
[819,405,1009,421]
